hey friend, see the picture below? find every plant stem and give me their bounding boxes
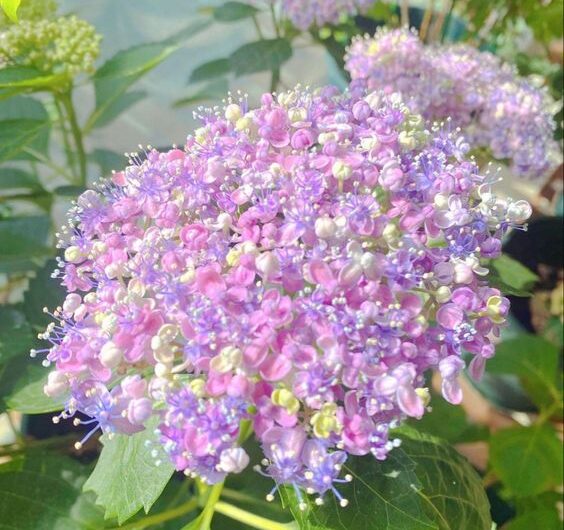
[252,14,265,39]
[270,68,280,93]
[22,147,76,182]
[108,498,199,530]
[198,481,224,529]
[53,95,78,181]
[269,2,280,37]
[59,88,87,186]
[400,0,410,27]
[215,501,295,530]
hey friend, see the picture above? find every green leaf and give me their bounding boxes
[189,58,231,83]
[229,39,292,77]
[84,416,175,524]
[0,167,42,194]
[410,392,488,444]
[23,259,65,331]
[173,78,229,108]
[489,424,563,498]
[0,66,67,92]
[0,452,108,529]
[0,307,33,364]
[85,19,211,133]
[486,334,560,410]
[0,0,21,22]
[89,149,125,177]
[89,90,147,129]
[0,353,64,413]
[488,254,538,297]
[282,429,491,530]
[0,96,50,160]
[0,119,49,163]
[0,216,52,273]
[213,1,259,22]
[507,509,562,530]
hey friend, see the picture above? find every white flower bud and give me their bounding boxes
[62,293,81,314]
[435,286,452,303]
[255,251,279,279]
[225,104,242,122]
[315,216,337,239]
[332,160,352,181]
[64,246,84,263]
[218,447,249,473]
[44,371,68,397]
[100,341,123,368]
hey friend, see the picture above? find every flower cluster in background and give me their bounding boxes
[38,84,530,506]
[0,0,100,76]
[345,28,561,179]
[279,0,376,30]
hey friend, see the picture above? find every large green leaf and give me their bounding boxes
[0,353,64,413]
[229,39,292,77]
[488,254,538,297]
[213,1,259,21]
[282,429,490,530]
[0,66,67,96]
[489,424,563,498]
[88,90,147,130]
[189,58,231,83]
[486,334,560,410]
[0,307,33,365]
[84,20,211,133]
[0,216,52,273]
[0,167,42,194]
[84,416,175,524]
[89,149,125,178]
[0,451,108,530]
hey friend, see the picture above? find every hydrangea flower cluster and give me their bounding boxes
[39,84,531,506]
[0,4,100,77]
[345,28,561,179]
[280,0,376,30]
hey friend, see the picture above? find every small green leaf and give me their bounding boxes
[173,78,229,108]
[229,39,292,77]
[84,416,175,524]
[489,254,538,297]
[0,307,33,365]
[0,216,52,273]
[189,58,231,83]
[213,1,259,22]
[0,353,64,413]
[85,19,211,133]
[486,334,560,410]
[507,509,562,530]
[0,0,21,22]
[489,424,563,498]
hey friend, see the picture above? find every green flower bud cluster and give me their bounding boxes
[0,0,56,27]
[0,13,101,78]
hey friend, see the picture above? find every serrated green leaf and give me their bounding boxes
[0,118,49,163]
[84,416,175,524]
[489,424,563,498]
[189,58,231,83]
[410,391,489,444]
[486,334,560,410]
[0,215,51,273]
[0,0,20,22]
[174,78,229,108]
[0,353,64,413]
[85,20,210,133]
[0,451,108,530]
[489,254,538,296]
[90,90,147,129]
[0,307,33,365]
[229,39,292,77]
[213,1,259,22]
[282,429,490,530]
